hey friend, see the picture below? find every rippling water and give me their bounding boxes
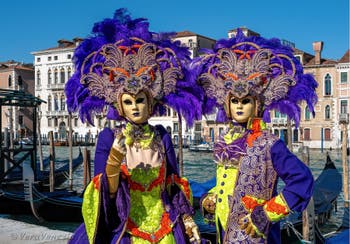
[4,146,349,237]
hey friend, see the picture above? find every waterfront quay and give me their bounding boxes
[0,215,72,244]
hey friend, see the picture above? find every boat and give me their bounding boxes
[189,143,213,152]
[0,150,84,221]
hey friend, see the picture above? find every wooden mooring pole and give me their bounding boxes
[68,113,73,191]
[341,122,349,209]
[48,131,55,192]
[301,145,315,242]
[83,148,91,188]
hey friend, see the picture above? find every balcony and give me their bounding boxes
[271,118,287,125]
[339,113,349,124]
[46,110,69,117]
[47,83,65,90]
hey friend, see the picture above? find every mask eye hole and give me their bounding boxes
[136,97,144,104]
[242,98,252,105]
[230,98,239,104]
[123,99,132,105]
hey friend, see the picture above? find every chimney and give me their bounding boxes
[312,41,323,65]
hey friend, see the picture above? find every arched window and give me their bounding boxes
[324,128,331,141]
[60,68,65,83]
[54,95,59,111]
[324,74,332,96]
[305,107,311,120]
[304,128,310,140]
[48,69,52,84]
[60,95,65,110]
[67,67,72,79]
[325,105,330,119]
[48,95,52,111]
[54,69,58,84]
[8,75,12,87]
[18,75,23,87]
[293,128,299,142]
[37,70,41,86]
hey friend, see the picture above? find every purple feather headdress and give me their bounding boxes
[192,30,318,127]
[65,9,202,127]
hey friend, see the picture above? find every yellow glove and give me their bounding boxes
[106,134,126,197]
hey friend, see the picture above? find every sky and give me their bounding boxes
[1,0,349,64]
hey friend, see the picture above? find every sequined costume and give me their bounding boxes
[195,30,318,243]
[70,124,194,243]
[65,9,202,244]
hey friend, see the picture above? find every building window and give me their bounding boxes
[48,95,52,111]
[67,67,72,79]
[18,75,23,87]
[8,75,12,87]
[48,56,52,61]
[173,123,179,132]
[324,74,332,96]
[305,107,311,120]
[67,54,72,59]
[48,118,52,127]
[18,115,23,125]
[60,68,65,83]
[54,118,58,127]
[54,95,59,111]
[324,128,331,141]
[274,111,280,118]
[195,123,201,131]
[54,69,58,84]
[74,118,78,127]
[304,128,310,140]
[48,69,52,84]
[340,100,348,114]
[54,56,58,61]
[167,107,171,116]
[60,95,65,110]
[219,127,224,136]
[37,57,41,62]
[293,128,298,142]
[37,70,41,86]
[340,72,348,83]
[325,105,331,119]
[98,117,102,127]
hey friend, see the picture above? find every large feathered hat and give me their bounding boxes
[65,9,202,126]
[193,30,318,127]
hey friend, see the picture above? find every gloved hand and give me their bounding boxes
[238,214,261,239]
[202,194,216,214]
[182,214,201,243]
[106,133,126,197]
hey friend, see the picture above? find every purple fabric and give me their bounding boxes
[271,140,314,211]
[70,125,194,243]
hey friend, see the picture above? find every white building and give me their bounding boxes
[32,32,216,145]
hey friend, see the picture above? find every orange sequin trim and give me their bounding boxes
[247,118,263,147]
[265,198,289,215]
[241,195,266,212]
[127,212,172,243]
[92,174,101,190]
[166,174,191,200]
[120,161,165,192]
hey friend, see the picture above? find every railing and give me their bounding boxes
[339,113,349,124]
[46,110,69,116]
[271,118,287,125]
[47,83,65,90]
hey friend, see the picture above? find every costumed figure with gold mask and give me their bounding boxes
[65,9,203,244]
[193,30,318,243]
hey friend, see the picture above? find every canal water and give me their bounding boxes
[2,145,348,238]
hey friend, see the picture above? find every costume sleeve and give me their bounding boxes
[156,125,195,216]
[94,128,114,176]
[250,139,314,237]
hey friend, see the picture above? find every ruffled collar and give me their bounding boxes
[214,118,267,164]
[122,122,155,149]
